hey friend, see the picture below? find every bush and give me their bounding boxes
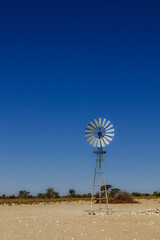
[75,194,82,198]
[37,193,46,198]
[101,185,120,197]
[69,189,76,197]
[143,193,150,197]
[45,188,60,198]
[81,193,91,198]
[18,190,30,198]
[131,192,142,197]
[101,185,112,192]
[53,192,60,198]
[9,195,16,199]
[111,191,137,203]
[109,188,120,197]
[153,191,160,197]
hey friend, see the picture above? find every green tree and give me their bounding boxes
[109,188,120,197]
[69,189,76,197]
[18,190,30,197]
[45,188,60,198]
[153,191,160,197]
[10,195,16,199]
[37,193,45,198]
[81,193,91,198]
[101,184,113,192]
[131,192,141,197]
[45,188,55,198]
[143,193,150,197]
[53,192,60,198]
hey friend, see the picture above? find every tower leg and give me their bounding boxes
[91,153,98,209]
[102,154,109,209]
[91,148,109,210]
[99,159,101,208]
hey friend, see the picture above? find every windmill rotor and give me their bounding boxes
[85,118,115,148]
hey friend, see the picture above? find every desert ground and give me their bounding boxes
[0,199,160,240]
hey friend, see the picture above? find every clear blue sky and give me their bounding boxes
[0,0,159,196]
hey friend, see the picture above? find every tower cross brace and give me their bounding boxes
[91,147,109,209]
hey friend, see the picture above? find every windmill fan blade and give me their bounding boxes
[100,139,106,147]
[105,124,113,130]
[102,137,109,145]
[94,118,99,127]
[97,139,101,148]
[105,128,114,133]
[99,118,102,127]
[85,128,94,133]
[93,138,98,147]
[85,132,94,137]
[89,136,96,145]
[105,133,114,137]
[104,135,113,141]
[102,118,106,127]
[104,120,110,129]
[86,135,95,142]
[90,120,97,128]
[87,123,95,130]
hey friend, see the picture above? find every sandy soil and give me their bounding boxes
[0,199,160,240]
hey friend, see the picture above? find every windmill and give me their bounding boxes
[85,118,115,210]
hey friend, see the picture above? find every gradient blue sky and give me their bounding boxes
[0,0,160,196]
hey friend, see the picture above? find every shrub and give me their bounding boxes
[37,193,46,198]
[75,194,82,198]
[45,188,60,198]
[69,189,76,197]
[143,193,150,197]
[18,190,30,198]
[101,185,112,192]
[109,188,120,197]
[153,191,160,197]
[111,191,137,203]
[81,193,91,198]
[131,192,142,197]
[9,195,16,199]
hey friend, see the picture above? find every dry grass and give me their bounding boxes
[0,197,90,206]
[1,194,159,206]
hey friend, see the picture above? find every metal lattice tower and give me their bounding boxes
[85,118,115,210]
